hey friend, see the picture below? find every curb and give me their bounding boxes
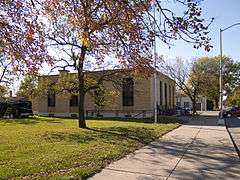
[225,119,240,159]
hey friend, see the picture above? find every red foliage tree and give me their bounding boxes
[40,0,213,128]
[0,0,51,76]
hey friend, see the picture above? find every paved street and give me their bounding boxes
[90,114,240,180]
[225,117,240,157]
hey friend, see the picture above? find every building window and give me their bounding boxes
[70,95,78,107]
[184,102,190,108]
[48,90,55,107]
[172,86,175,107]
[122,78,134,106]
[169,85,171,108]
[160,81,163,106]
[164,83,167,108]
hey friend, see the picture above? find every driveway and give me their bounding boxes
[90,114,240,180]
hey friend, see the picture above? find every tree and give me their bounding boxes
[0,55,12,84]
[191,56,240,109]
[40,0,213,128]
[162,57,204,114]
[16,75,38,99]
[0,85,8,97]
[91,85,120,116]
[227,87,240,107]
[0,55,13,97]
[165,56,240,111]
[17,74,54,101]
[0,0,51,76]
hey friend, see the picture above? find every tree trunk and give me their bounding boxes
[78,46,87,128]
[192,99,197,114]
[192,89,197,114]
[214,99,219,110]
[78,72,86,128]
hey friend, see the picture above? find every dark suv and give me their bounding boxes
[0,98,33,118]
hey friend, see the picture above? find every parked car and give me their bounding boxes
[221,107,240,118]
[0,98,33,118]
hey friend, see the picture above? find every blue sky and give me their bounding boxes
[157,0,240,62]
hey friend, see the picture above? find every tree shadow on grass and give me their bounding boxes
[86,116,187,124]
[0,117,39,125]
[43,127,159,145]
[38,117,63,124]
[87,127,158,145]
[43,132,95,143]
[0,117,63,125]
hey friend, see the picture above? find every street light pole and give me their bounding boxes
[153,2,158,124]
[219,29,223,117]
[218,23,240,125]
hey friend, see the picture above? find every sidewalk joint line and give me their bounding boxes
[165,125,202,180]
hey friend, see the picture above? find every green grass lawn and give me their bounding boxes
[0,117,181,179]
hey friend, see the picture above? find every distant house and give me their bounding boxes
[176,95,207,111]
[33,69,176,118]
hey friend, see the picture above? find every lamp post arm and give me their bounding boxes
[222,23,240,32]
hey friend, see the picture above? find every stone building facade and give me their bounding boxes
[34,70,176,118]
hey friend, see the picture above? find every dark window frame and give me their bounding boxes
[160,81,163,106]
[122,78,134,106]
[169,85,171,108]
[172,86,175,107]
[47,90,56,107]
[164,83,167,108]
[70,95,79,107]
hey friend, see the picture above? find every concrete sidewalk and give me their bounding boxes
[90,116,240,180]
